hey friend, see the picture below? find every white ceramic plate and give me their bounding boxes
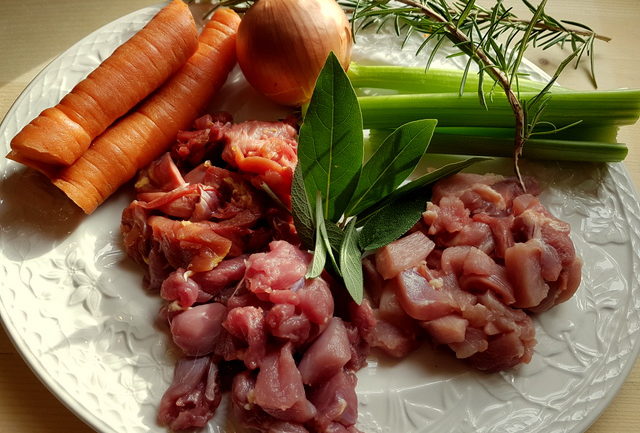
[1,5,639,433]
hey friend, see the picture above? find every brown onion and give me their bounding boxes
[236,0,353,106]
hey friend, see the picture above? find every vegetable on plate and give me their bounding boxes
[236,0,353,106]
[6,0,198,173]
[52,8,241,214]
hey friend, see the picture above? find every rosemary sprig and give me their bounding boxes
[340,0,607,186]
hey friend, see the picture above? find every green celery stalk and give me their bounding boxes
[348,63,567,94]
[428,134,628,162]
[366,128,627,162]
[359,90,640,130]
[434,126,620,143]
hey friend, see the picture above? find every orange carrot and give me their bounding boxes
[7,0,198,169]
[52,8,242,214]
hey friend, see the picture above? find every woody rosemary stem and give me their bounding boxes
[395,0,527,184]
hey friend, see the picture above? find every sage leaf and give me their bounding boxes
[320,218,339,277]
[316,220,345,277]
[346,119,438,216]
[389,156,489,201]
[306,192,327,279]
[324,220,345,253]
[297,52,363,221]
[358,196,426,251]
[364,128,392,161]
[339,218,363,304]
[356,157,487,223]
[291,164,314,250]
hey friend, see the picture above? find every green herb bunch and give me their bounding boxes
[340,0,607,183]
[292,53,484,303]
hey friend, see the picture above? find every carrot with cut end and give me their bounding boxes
[52,8,242,214]
[7,0,198,169]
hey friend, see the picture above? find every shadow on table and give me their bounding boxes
[0,165,85,260]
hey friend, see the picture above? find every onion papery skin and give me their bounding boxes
[236,0,352,106]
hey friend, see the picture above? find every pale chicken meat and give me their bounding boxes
[367,173,580,371]
[124,114,582,431]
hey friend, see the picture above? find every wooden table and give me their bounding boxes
[0,0,638,431]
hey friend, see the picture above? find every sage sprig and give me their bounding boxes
[293,52,482,303]
[297,53,363,221]
[345,118,437,217]
[306,192,328,279]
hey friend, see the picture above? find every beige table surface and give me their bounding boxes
[0,0,638,432]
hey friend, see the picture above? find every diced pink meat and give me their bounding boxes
[346,300,375,369]
[231,371,311,433]
[308,370,359,431]
[375,231,435,280]
[296,277,334,327]
[348,298,377,342]
[457,247,515,305]
[268,422,311,433]
[172,113,232,165]
[422,314,469,344]
[441,221,495,254]
[254,343,316,423]
[395,269,457,321]
[431,173,504,204]
[469,330,535,372]
[362,256,385,306]
[459,302,492,328]
[387,173,571,371]
[512,194,576,262]
[158,356,221,431]
[221,119,298,205]
[137,184,219,220]
[170,303,226,356]
[449,327,488,359]
[440,246,472,276]
[120,201,150,268]
[223,306,267,370]
[161,269,212,307]
[553,257,583,304]
[246,241,311,299]
[492,177,540,208]
[135,152,185,194]
[179,163,272,254]
[505,240,550,308]
[148,216,232,273]
[457,183,506,215]
[459,292,536,370]
[191,255,248,295]
[299,318,352,386]
[422,197,471,235]
[367,315,420,358]
[530,256,583,313]
[473,213,514,258]
[511,193,542,216]
[266,303,311,344]
[377,282,416,325]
